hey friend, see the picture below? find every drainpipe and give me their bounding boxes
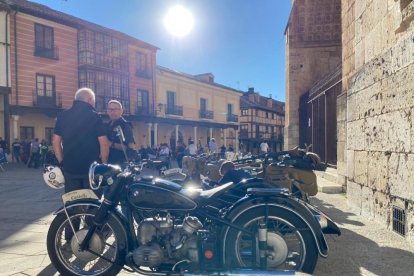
[13,9,18,105]
[3,10,11,150]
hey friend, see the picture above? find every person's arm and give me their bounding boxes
[98,136,110,164]
[52,134,63,164]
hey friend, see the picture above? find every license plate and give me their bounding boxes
[62,189,99,204]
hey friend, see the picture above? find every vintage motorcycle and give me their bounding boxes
[46,159,340,276]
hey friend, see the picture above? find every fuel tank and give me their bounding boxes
[127,180,197,210]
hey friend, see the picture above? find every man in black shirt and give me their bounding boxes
[105,100,135,165]
[53,88,109,194]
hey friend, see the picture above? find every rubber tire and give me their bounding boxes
[224,205,318,274]
[47,208,127,276]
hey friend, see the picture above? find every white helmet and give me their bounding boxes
[43,166,65,189]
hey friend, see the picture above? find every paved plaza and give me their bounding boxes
[0,163,414,276]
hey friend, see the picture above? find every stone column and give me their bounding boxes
[193,126,197,142]
[209,127,213,140]
[12,115,19,139]
[223,128,227,146]
[154,123,158,147]
[147,123,152,146]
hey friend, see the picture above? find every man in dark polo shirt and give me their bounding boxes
[52,87,109,195]
[105,100,135,165]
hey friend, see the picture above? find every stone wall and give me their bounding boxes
[343,0,414,243]
[285,0,341,149]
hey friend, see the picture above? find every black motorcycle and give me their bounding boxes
[46,159,340,276]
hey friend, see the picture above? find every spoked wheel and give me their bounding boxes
[47,208,127,276]
[225,206,318,273]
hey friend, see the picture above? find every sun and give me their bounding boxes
[164,5,194,37]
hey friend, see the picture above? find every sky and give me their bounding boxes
[31,0,292,101]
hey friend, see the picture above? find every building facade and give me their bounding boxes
[151,66,241,152]
[284,0,342,154]
[0,0,157,147]
[239,88,285,154]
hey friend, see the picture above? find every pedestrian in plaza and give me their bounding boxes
[208,138,217,153]
[260,140,269,155]
[176,140,186,168]
[27,138,40,168]
[105,100,135,165]
[197,139,204,155]
[39,139,49,166]
[220,144,226,159]
[11,139,21,163]
[53,87,109,195]
[186,140,198,156]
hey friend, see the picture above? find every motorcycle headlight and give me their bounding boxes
[88,162,122,190]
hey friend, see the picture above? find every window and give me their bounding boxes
[227,104,233,115]
[79,69,130,113]
[137,89,149,114]
[241,109,249,116]
[136,52,151,78]
[36,74,55,97]
[167,91,176,109]
[200,98,207,112]
[45,128,54,145]
[20,127,34,140]
[34,23,57,59]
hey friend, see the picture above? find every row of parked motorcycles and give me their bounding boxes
[44,127,340,276]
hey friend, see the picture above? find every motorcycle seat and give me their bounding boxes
[199,181,234,199]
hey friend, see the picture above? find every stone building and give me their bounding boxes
[239,88,285,154]
[341,0,414,243]
[287,0,414,244]
[284,0,342,164]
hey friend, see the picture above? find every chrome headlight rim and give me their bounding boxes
[88,162,99,189]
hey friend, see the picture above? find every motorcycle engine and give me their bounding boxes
[133,215,203,267]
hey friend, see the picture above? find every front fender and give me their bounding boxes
[53,199,130,251]
[222,193,329,258]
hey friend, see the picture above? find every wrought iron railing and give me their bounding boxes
[227,114,239,122]
[199,110,214,119]
[166,105,183,116]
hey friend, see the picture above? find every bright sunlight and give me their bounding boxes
[164,5,194,37]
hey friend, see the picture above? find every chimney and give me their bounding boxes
[248,87,254,93]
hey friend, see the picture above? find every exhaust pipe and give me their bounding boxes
[183,269,312,276]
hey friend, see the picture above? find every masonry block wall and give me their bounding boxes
[285,0,341,150]
[342,0,414,243]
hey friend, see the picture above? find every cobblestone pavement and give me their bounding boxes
[0,162,413,276]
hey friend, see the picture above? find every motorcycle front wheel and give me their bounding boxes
[47,208,127,276]
[225,206,318,274]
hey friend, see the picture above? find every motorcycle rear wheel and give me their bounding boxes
[47,208,127,276]
[225,206,318,273]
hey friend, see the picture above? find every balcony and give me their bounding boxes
[34,44,59,60]
[166,105,183,116]
[199,110,214,119]
[135,105,151,115]
[32,90,62,108]
[227,114,238,122]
